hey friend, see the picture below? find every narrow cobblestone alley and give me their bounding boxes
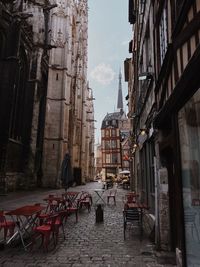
[0,182,176,267]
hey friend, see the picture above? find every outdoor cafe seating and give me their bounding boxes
[5,204,45,251]
[30,206,68,251]
[1,189,96,252]
[123,192,148,239]
[0,190,77,250]
[31,213,60,251]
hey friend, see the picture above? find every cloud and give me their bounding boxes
[90,63,115,85]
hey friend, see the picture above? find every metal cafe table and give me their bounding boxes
[43,196,64,212]
[63,191,79,205]
[94,189,106,205]
[6,205,44,251]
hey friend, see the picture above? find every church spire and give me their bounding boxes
[117,69,123,111]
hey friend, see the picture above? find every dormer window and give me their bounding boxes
[112,120,116,126]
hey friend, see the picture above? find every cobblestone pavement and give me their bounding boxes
[0,182,176,267]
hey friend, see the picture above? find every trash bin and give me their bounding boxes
[95,204,104,223]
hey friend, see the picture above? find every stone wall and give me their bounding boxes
[159,188,170,251]
[143,212,155,242]
[6,172,36,192]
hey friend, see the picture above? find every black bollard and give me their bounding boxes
[95,204,104,223]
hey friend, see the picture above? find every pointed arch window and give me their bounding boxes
[9,47,28,141]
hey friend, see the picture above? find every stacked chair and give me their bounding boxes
[31,195,69,251]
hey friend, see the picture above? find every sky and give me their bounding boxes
[87,0,132,143]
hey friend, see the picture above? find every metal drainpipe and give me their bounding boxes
[154,155,160,249]
[79,81,84,183]
[129,157,134,191]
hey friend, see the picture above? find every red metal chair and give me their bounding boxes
[37,210,68,244]
[33,203,51,226]
[31,213,59,251]
[107,189,117,205]
[54,210,68,240]
[37,195,60,226]
[46,195,59,213]
[0,211,15,241]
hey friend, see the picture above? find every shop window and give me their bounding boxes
[178,89,200,266]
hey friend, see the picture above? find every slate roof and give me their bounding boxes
[101,110,126,129]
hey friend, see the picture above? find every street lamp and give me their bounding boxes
[140,128,148,136]
[133,143,137,148]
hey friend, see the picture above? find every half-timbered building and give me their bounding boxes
[101,72,130,180]
[127,0,200,266]
[154,1,200,266]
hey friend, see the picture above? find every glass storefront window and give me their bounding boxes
[178,89,200,266]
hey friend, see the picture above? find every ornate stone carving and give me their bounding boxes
[51,28,67,48]
[56,0,69,17]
